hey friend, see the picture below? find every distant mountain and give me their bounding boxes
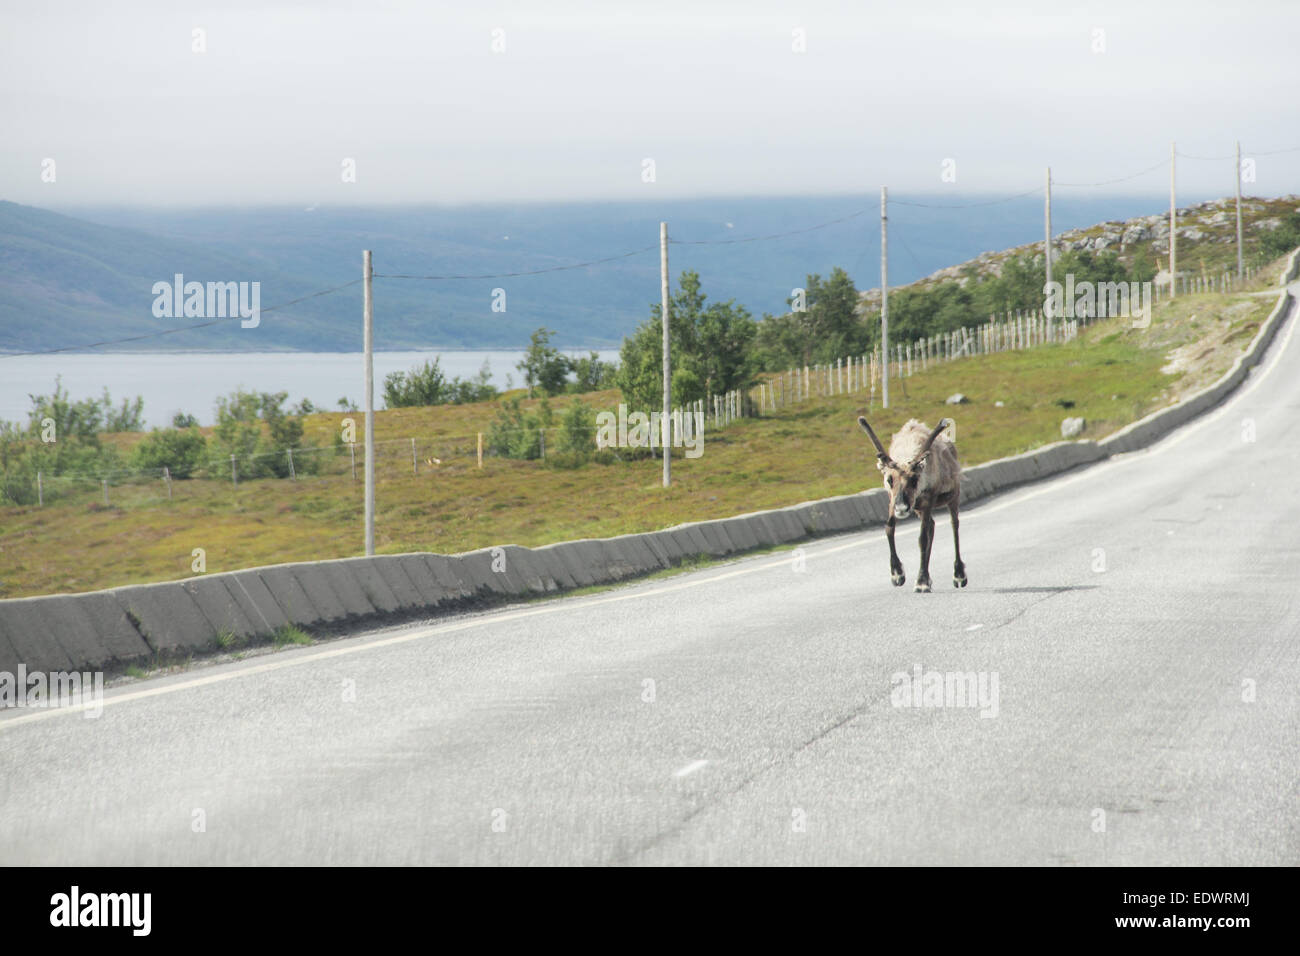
[0,194,1202,354]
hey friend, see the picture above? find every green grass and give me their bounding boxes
[0,280,1285,599]
[272,624,312,647]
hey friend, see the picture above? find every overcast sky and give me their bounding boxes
[2,0,1298,206]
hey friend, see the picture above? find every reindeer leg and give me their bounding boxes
[949,497,967,588]
[915,507,935,593]
[886,515,905,586]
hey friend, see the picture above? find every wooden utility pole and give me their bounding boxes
[1170,142,1177,299]
[880,186,889,409]
[660,222,671,488]
[1235,140,1244,278]
[1044,167,1053,331]
[363,249,375,555]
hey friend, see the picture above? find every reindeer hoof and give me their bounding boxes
[954,574,967,588]
[915,580,932,593]
[891,571,906,587]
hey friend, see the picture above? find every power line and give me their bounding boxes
[1249,144,1300,156]
[0,279,364,359]
[1053,158,1168,187]
[1176,150,1233,161]
[376,206,878,272]
[668,208,871,244]
[890,185,1042,209]
[889,222,928,275]
[374,246,658,280]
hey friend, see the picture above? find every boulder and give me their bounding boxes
[1061,417,1086,439]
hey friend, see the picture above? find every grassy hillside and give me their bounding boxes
[0,261,1286,599]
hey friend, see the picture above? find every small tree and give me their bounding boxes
[518,328,572,397]
[555,398,595,465]
[570,352,618,392]
[486,396,554,460]
[132,427,207,479]
[102,392,145,432]
[211,389,316,479]
[617,271,757,412]
[449,360,497,404]
[384,358,449,408]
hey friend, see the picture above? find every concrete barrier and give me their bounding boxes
[183,577,260,643]
[224,570,292,634]
[113,583,218,656]
[3,249,1295,676]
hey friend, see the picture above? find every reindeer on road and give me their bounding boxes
[857,416,967,593]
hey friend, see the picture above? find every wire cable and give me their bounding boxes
[890,185,1042,209]
[374,246,658,280]
[1176,150,1234,161]
[1053,159,1168,187]
[668,208,871,244]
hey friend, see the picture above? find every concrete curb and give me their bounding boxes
[3,249,1296,675]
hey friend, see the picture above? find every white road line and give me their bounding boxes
[3,293,1294,732]
[673,760,709,778]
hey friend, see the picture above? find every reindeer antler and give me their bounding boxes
[917,419,952,460]
[857,416,889,460]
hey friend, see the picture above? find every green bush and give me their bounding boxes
[210,389,318,479]
[618,271,758,411]
[517,328,573,397]
[1260,211,1300,260]
[0,379,136,504]
[384,357,497,408]
[486,396,553,460]
[569,353,618,393]
[554,398,595,466]
[131,427,207,479]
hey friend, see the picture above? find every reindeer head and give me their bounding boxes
[858,416,951,520]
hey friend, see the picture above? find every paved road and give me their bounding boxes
[4,289,1299,866]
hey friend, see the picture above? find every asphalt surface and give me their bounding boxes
[3,288,1298,866]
